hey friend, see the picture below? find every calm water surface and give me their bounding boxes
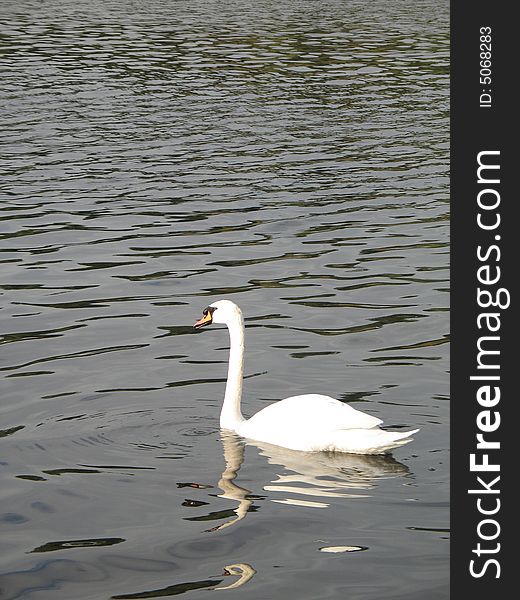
[0,1,449,598]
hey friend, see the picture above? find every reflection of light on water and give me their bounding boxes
[265,484,368,506]
[213,432,410,530]
[209,432,252,531]
[272,498,330,508]
[253,439,410,507]
[319,545,368,553]
[199,433,408,587]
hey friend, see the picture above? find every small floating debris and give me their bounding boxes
[182,499,210,507]
[176,482,213,489]
[319,545,368,553]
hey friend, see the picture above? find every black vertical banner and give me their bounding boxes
[451,1,513,597]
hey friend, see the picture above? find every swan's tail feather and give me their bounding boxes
[327,428,420,455]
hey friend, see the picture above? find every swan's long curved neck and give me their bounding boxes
[220,312,246,430]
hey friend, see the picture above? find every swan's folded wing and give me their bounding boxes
[245,394,383,433]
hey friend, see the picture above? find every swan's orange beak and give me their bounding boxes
[194,308,213,329]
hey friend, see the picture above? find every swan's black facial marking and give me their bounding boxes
[193,306,216,329]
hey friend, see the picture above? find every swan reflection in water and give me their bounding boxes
[208,430,411,531]
[214,563,257,590]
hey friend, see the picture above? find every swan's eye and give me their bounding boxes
[193,306,216,329]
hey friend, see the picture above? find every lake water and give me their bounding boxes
[0,1,449,598]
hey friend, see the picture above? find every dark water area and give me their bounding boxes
[0,1,449,598]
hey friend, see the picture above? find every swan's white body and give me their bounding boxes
[194,300,418,455]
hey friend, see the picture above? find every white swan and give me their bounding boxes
[194,300,419,454]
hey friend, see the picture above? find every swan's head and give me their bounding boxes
[193,300,242,329]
